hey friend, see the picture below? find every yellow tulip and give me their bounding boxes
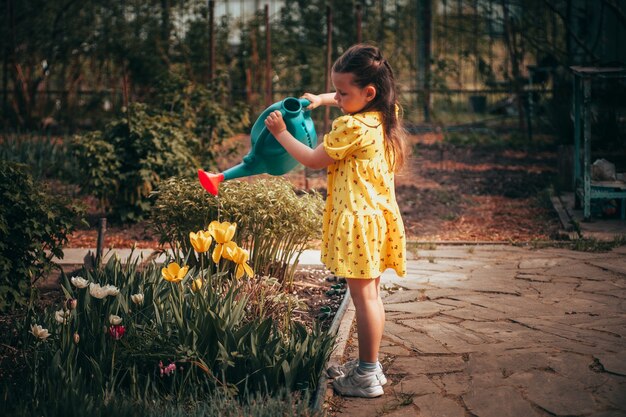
[226,244,254,279]
[189,230,212,253]
[208,221,237,263]
[162,262,189,283]
[221,241,238,261]
[191,278,203,292]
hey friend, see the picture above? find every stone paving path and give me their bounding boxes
[329,245,626,417]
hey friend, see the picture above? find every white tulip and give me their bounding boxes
[109,314,122,325]
[30,324,51,340]
[71,276,89,288]
[130,293,144,305]
[54,309,71,324]
[89,283,108,299]
[89,283,119,299]
[104,285,120,297]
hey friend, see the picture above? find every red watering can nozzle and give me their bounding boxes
[198,170,224,196]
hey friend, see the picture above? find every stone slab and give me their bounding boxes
[391,375,439,396]
[463,386,545,417]
[385,300,454,316]
[507,371,597,416]
[383,321,452,354]
[389,355,466,376]
[402,320,494,353]
[518,258,562,269]
[595,353,626,376]
[546,262,611,280]
[412,393,466,417]
[430,372,470,396]
[589,259,626,277]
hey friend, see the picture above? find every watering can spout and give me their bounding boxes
[198,97,317,195]
[198,170,224,196]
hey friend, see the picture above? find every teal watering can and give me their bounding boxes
[198,97,317,195]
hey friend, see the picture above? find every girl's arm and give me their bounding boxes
[264,110,335,170]
[302,92,337,110]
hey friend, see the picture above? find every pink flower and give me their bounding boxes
[66,298,78,310]
[159,360,177,377]
[108,325,126,340]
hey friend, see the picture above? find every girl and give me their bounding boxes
[265,44,406,398]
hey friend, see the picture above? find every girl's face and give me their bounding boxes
[332,72,376,114]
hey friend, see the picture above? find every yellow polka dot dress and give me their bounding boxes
[321,112,406,279]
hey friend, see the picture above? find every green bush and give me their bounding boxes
[150,177,324,286]
[68,103,198,221]
[17,254,333,412]
[0,133,69,179]
[155,71,250,164]
[0,163,83,311]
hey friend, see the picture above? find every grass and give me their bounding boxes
[376,388,416,416]
[568,236,626,252]
[527,236,626,252]
[409,242,438,251]
[4,388,319,417]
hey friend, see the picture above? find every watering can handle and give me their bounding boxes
[245,98,312,163]
[299,98,311,109]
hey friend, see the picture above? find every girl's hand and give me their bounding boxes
[264,110,286,136]
[301,93,322,110]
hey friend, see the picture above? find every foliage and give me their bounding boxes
[150,177,324,286]
[6,388,318,417]
[155,71,250,164]
[566,236,626,253]
[16,251,334,414]
[0,133,70,179]
[68,103,198,221]
[0,163,83,312]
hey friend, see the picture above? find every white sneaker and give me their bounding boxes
[332,367,385,398]
[327,359,388,385]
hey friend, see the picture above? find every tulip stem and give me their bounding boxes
[109,343,116,398]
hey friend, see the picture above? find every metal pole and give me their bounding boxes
[582,76,591,221]
[527,71,533,141]
[418,0,432,122]
[96,218,107,266]
[265,4,272,106]
[208,0,215,82]
[573,74,581,193]
[2,0,10,116]
[379,0,385,48]
[324,6,332,135]
[206,0,215,152]
[356,3,362,44]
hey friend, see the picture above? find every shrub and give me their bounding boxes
[18,251,334,411]
[155,71,250,164]
[0,133,69,179]
[68,103,198,221]
[150,177,324,286]
[0,163,83,311]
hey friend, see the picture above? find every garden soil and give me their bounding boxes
[65,133,561,248]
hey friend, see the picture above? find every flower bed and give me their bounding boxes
[6,223,335,416]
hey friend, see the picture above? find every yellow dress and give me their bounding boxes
[321,112,406,279]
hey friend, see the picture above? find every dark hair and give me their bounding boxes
[332,44,406,171]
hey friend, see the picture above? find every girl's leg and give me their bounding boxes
[346,277,384,363]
